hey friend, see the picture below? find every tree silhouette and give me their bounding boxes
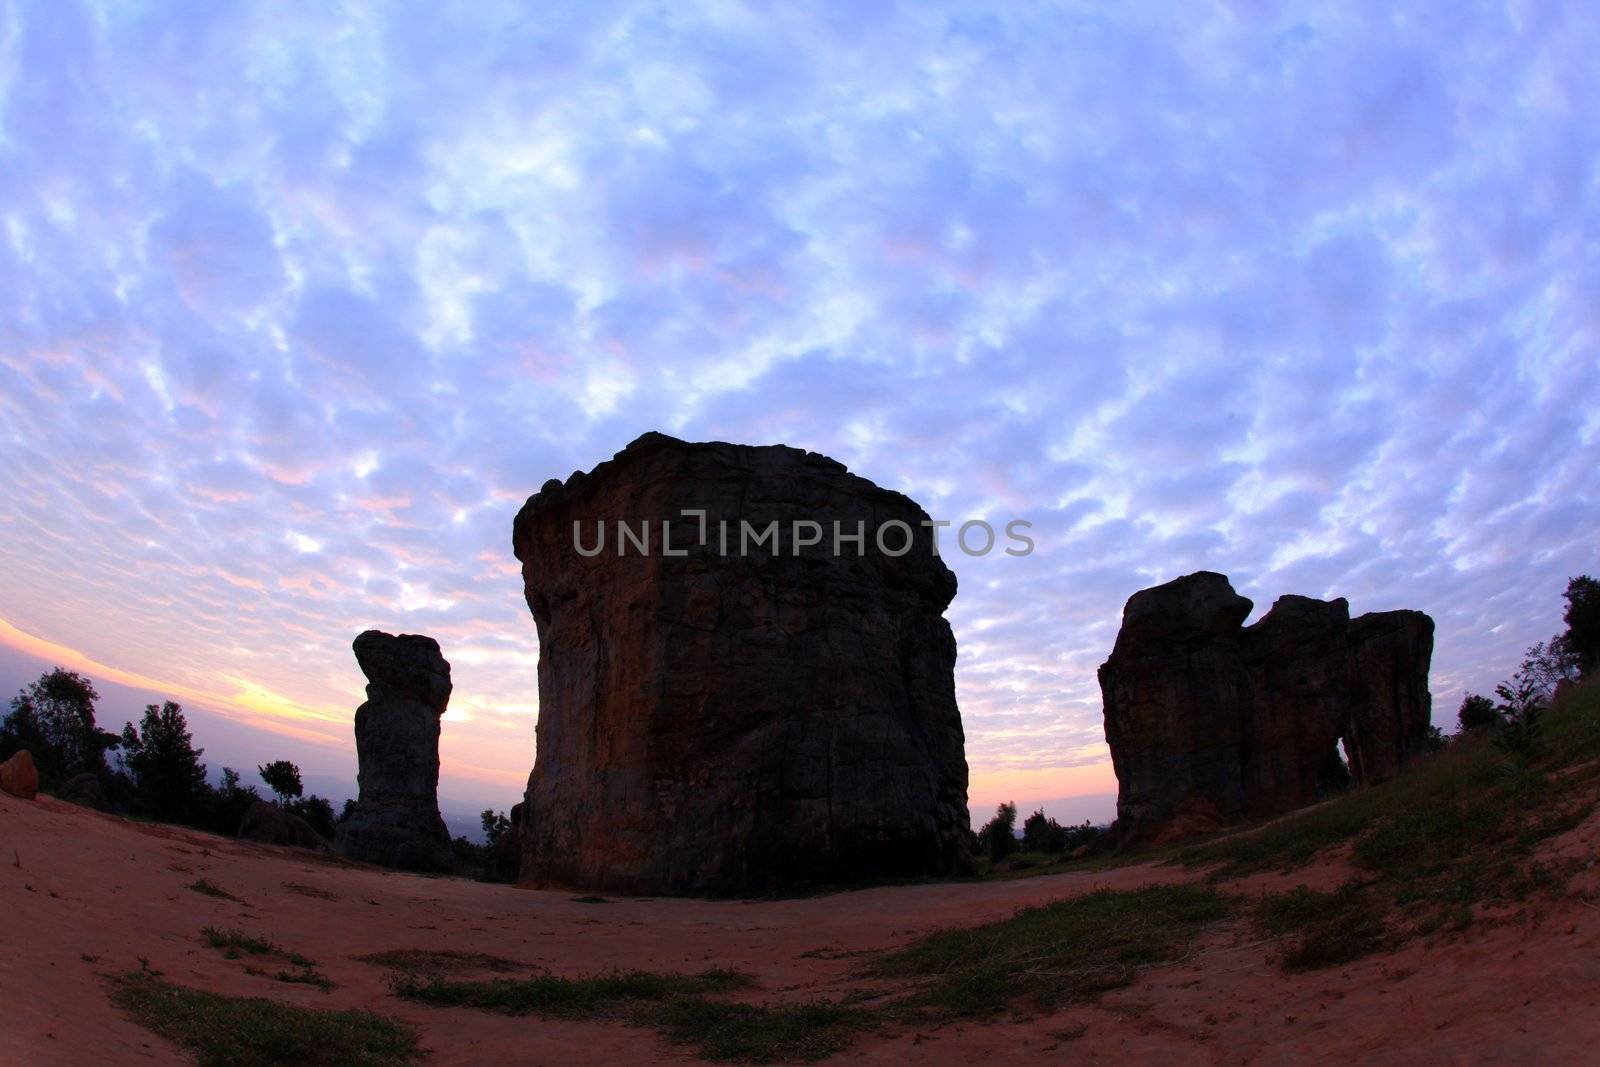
[258,760,304,805]
[119,702,208,822]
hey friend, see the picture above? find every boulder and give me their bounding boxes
[0,750,39,800]
[238,800,329,851]
[334,631,456,872]
[58,772,110,811]
[513,432,972,894]
[1099,572,1434,845]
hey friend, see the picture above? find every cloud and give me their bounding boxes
[0,0,1596,818]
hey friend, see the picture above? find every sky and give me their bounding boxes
[1,1,1596,834]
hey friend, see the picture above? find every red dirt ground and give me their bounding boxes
[4,790,1600,1065]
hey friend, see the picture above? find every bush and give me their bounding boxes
[1456,693,1498,734]
[976,802,1018,861]
[290,795,336,840]
[1493,677,1544,761]
[1019,808,1065,852]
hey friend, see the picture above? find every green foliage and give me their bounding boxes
[871,884,1229,1017]
[1492,677,1544,761]
[1019,808,1065,852]
[108,971,419,1066]
[339,798,357,822]
[1254,883,1389,970]
[0,668,119,789]
[975,801,1018,861]
[1564,575,1600,677]
[355,949,528,976]
[1456,693,1498,734]
[203,767,265,837]
[390,968,754,1019]
[481,808,512,847]
[203,927,277,956]
[258,761,303,804]
[644,996,866,1063]
[289,795,336,840]
[1519,637,1581,697]
[119,702,208,822]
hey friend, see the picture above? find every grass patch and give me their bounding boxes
[391,968,755,1020]
[1254,882,1390,970]
[356,948,529,976]
[189,879,240,901]
[570,894,612,904]
[1174,680,1600,970]
[644,996,866,1063]
[203,927,276,957]
[203,927,329,986]
[283,882,339,901]
[108,971,418,1066]
[870,883,1229,1017]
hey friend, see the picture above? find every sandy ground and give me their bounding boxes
[4,791,1600,1066]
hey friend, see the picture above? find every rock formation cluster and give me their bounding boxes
[1098,571,1433,845]
[512,432,972,894]
[334,630,456,872]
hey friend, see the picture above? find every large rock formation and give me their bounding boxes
[513,432,972,894]
[334,631,456,872]
[1099,572,1433,845]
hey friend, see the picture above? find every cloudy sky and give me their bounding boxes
[1,1,1596,831]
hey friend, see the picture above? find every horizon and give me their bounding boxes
[2,2,1596,834]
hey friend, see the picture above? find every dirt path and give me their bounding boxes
[4,791,1599,1065]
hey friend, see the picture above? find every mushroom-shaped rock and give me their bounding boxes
[334,631,456,872]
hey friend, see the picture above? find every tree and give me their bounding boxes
[1518,637,1580,698]
[1456,693,1499,734]
[293,795,336,839]
[481,809,512,848]
[119,702,208,822]
[1021,808,1068,852]
[1,668,119,788]
[205,766,264,837]
[1563,575,1600,677]
[976,801,1018,861]
[1492,677,1544,760]
[258,760,303,805]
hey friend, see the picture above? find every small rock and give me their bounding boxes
[0,750,40,800]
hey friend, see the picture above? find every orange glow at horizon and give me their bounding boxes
[0,612,1117,812]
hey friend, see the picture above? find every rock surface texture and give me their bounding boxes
[0,750,39,800]
[334,631,456,872]
[1099,571,1433,845]
[513,432,972,894]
